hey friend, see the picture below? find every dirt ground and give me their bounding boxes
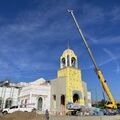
[0,112,120,120]
[0,111,46,120]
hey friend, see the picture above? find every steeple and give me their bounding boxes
[58,48,85,106]
[60,48,78,69]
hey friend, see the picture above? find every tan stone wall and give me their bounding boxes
[50,77,66,113]
[58,67,85,105]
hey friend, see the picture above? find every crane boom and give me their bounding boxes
[68,10,117,109]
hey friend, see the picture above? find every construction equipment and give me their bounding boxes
[68,10,117,109]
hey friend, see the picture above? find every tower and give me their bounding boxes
[58,48,85,105]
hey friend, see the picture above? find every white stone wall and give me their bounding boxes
[19,84,51,111]
[0,87,19,108]
[0,78,91,112]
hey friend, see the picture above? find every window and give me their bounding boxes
[53,95,56,110]
[61,95,65,105]
[5,98,12,108]
[10,106,18,109]
[25,99,28,107]
[0,97,2,109]
[71,57,76,67]
[21,100,24,108]
[73,94,79,103]
[38,97,43,111]
[61,58,66,67]
[53,95,56,100]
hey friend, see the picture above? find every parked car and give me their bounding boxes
[2,106,35,114]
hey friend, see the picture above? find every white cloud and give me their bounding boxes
[93,35,120,45]
[0,2,120,81]
[82,48,120,72]
[74,5,120,45]
[103,48,120,73]
[109,6,120,23]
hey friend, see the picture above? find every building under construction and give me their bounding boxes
[0,48,91,114]
[50,48,91,114]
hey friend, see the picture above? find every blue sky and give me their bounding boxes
[0,0,120,100]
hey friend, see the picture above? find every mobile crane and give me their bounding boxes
[68,10,117,109]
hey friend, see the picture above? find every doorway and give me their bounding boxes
[61,95,65,113]
[73,93,79,103]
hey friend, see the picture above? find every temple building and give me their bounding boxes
[18,78,51,111]
[0,48,91,113]
[0,81,20,110]
[50,48,91,113]
[0,79,51,112]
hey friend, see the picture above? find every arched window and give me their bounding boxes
[5,98,12,108]
[52,95,56,110]
[21,100,24,108]
[71,57,76,67]
[0,97,2,109]
[61,95,65,105]
[61,57,66,68]
[61,95,65,114]
[25,99,28,107]
[73,94,79,103]
[38,97,43,111]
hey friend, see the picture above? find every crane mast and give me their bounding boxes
[68,10,117,109]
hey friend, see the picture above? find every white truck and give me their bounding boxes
[2,106,36,114]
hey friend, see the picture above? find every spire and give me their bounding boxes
[67,40,70,49]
